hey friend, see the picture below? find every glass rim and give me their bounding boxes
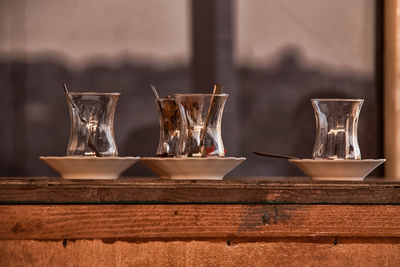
[174,93,228,97]
[154,97,176,101]
[310,98,364,102]
[65,92,121,96]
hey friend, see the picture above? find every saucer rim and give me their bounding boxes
[40,156,140,160]
[140,157,246,161]
[288,159,386,163]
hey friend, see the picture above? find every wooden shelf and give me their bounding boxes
[2,177,400,265]
[0,177,399,204]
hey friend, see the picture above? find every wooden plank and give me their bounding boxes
[0,177,399,204]
[384,0,400,179]
[2,238,400,266]
[1,204,400,240]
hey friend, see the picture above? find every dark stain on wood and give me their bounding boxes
[101,238,118,244]
[262,214,271,225]
[238,205,293,233]
[272,206,291,224]
[333,237,338,246]
[11,223,25,233]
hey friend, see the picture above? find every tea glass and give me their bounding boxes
[174,93,228,157]
[66,92,120,157]
[154,97,181,157]
[311,98,363,160]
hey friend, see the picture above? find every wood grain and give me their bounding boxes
[2,238,400,267]
[0,177,399,204]
[384,0,400,179]
[1,204,400,240]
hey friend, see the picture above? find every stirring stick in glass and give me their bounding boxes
[150,84,160,99]
[63,83,102,157]
[198,84,223,156]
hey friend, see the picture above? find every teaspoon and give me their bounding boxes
[252,150,298,160]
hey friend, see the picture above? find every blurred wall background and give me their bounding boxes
[0,0,381,177]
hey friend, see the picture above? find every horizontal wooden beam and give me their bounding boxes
[1,204,400,240]
[0,177,399,204]
[3,238,400,266]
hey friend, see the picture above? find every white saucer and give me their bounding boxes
[289,159,385,181]
[140,157,246,180]
[40,156,140,179]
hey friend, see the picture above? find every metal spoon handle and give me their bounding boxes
[200,84,223,142]
[252,151,298,160]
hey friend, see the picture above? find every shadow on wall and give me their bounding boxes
[237,47,381,176]
[0,56,190,177]
[0,47,382,177]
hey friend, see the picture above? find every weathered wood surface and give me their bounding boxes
[1,204,400,240]
[0,177,398,204]
[384,0,400,179]
[2,238,400,267]
[2,178,400,265]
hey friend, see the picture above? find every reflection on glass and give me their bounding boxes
[154,97,181,157]
[66,92,120,157]
[175,94,228,157]
[311,98,363,160]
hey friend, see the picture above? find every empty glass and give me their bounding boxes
[175,93,228,157]
[154,97,181,157]
[311,98,363,160]
[66,92,120,157]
